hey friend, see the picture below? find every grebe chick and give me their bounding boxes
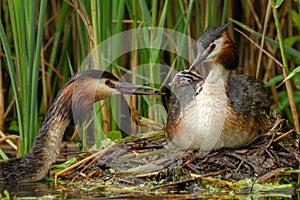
[166,70,205,129]
[165,23,272,150]
[0,70,159,183]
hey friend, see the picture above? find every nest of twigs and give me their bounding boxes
[54,118,299,196]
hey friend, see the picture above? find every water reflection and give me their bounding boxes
[0,181,107,199]
[0,181,60,198]
[0,180,298,199]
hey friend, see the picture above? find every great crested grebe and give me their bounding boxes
[165,23,272,150]
[0,70,159,183]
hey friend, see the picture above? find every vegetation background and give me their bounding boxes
[0,0,299,157]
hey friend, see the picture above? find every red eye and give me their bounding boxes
[105,80,112,86]
[210,44,216,50]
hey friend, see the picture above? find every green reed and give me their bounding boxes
[270,0,299,132]
[0,0,47,154]
[0,0,299,156]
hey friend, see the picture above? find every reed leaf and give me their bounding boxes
[271,0,299,131]
[0,0,299,156]
[0,0,47,154]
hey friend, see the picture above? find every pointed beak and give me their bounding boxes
[188,46,213,71]
[188,23,230,71]
[217,23,230,34]
[114,81,160,95]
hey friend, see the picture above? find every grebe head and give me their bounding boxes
[65,70,160,125]
[189,23,239,72]
[169,70,203,87]
[70,70,160,101]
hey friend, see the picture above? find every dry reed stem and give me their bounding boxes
[280,69,299,132]
[41,50,48,116]
[65,0,95,47]
[270,0,300,133]
[0,131,18,150]
[234,28,284,68]
[273,129,295,143]
[147,172,243,191]
[0,132,20,157]
[257,167,290,183]
[256,1,272,79]
[54,143,115,186]
[70,155,97,183]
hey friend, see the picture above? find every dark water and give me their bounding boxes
[0,181,86,199]
[1,182,56,198]
[0,181,121,199]
[0,180,298,199]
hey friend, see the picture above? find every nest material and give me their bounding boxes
[55,118,299,193]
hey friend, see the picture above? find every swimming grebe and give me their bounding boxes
[0,70,159,182]
[165,23,272,150]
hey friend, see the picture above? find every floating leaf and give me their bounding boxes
[109,168,116,173]
[51,157,77,169]
[106,130,122,141]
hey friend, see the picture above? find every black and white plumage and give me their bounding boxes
[165,24,272,150]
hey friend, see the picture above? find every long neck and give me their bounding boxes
[0,83,74,182]
[204,61,230,83]
[193,63,229,150]
[30,84,73,178]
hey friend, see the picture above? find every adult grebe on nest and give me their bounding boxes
[165,23,272,150]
